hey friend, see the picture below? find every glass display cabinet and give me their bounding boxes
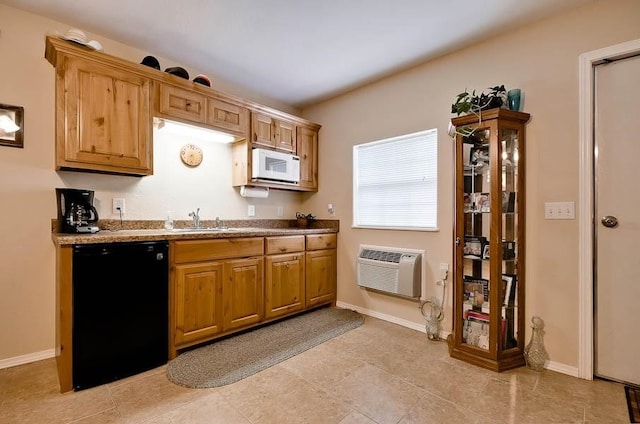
[447,108,531,371]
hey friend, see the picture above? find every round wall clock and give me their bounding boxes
[180,143,203,167]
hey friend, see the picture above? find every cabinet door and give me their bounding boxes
[60,56,152,175]
[206,98,249,137]
[305,249,336,307]
[173,262,223,346]
[251,112,276,148]
[265,254,305,319]
[296,126,318,191]
[158,83,206,123]
[223,257,264,330]
[275,119,296,153]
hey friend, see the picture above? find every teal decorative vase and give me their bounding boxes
[507,89,522,111]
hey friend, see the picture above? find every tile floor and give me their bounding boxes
[0,316,630,424]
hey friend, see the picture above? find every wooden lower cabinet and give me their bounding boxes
[173,262,223,345]
[223,257,264,330]
[306,249,337,307]
[305,234,338,307]
[170,233,336,357]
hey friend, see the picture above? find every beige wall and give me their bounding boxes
[0,5,303,362]
[2,0,639,372]
[302,0,640,370]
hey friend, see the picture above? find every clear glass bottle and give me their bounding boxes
[524,316,549,371]
[164,212,174,230]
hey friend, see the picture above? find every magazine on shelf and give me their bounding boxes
[463,236,486,259]
[463,275,489,308]
[463,317,489,348]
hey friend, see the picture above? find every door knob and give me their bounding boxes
[601,215,619,228]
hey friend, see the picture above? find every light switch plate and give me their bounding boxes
[544,201,575,219]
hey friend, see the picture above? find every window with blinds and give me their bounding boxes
[353,129,437,230]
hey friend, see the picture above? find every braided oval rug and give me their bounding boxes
[166,307,363,388]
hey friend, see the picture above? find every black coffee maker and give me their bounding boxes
[56,188,100,233]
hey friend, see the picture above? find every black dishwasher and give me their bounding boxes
[72,241,169,390]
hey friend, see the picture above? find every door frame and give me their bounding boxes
[578,38,640,380]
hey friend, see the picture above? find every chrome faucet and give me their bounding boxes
[188,208,201,228]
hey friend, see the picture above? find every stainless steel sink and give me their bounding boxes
[170,227,239,233]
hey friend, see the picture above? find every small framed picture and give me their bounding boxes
[475,193,490,212]
[0,104,24,148]
[463,236,486,259]
[482,243,490,259]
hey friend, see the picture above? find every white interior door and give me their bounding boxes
[594,54,640,386]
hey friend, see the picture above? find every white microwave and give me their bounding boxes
[252,148,300,183]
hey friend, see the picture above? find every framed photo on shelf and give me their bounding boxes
[470,147,489,166]
[482,243,490,259]
[475,193,490,212]
[463,236,486,259]
[502,240,516,260]
[463,193,474,213]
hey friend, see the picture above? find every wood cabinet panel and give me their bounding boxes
[297,126,318,190]
[173,262,223,345]
[58,56,152,175]
[305,249,337,307]
[158,84,206,123]
[173,238,264,263]
[265,253,305,319]
[306,234,337,250]
[265,235,305,254]
[275,119,296,153]
[223,257,264,330]
[206,98,249,137]
[251,112,276,148]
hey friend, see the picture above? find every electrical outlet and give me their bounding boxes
[112,198,125,215]
[277,206,284,217]
[439,263,449,281]
[328,203,335,215]
[248,204,255,217]
[544,201,575,219]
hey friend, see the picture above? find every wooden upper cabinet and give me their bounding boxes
[251,112,276,148]
[206,98,249,137]
[297,126,319,190]
[157,84,206,123]
[275,119,296,152]
[156,83,249,138]
[55,55,152,175]
[251,112,296,153]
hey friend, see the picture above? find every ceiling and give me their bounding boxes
[3,0,594,108]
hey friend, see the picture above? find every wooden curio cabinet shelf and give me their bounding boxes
[447,108,531,372]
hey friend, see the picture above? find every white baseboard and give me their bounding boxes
[545,360,579,377]
[337,301,579,378]
[337,300,427,333]
[0,349,55,370]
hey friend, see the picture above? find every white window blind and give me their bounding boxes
[353,129,437,230]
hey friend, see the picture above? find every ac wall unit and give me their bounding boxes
[357,245,422,298]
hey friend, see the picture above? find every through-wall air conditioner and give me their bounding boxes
[357,245,422,298]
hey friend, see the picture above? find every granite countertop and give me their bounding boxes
[52,219,339,246]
